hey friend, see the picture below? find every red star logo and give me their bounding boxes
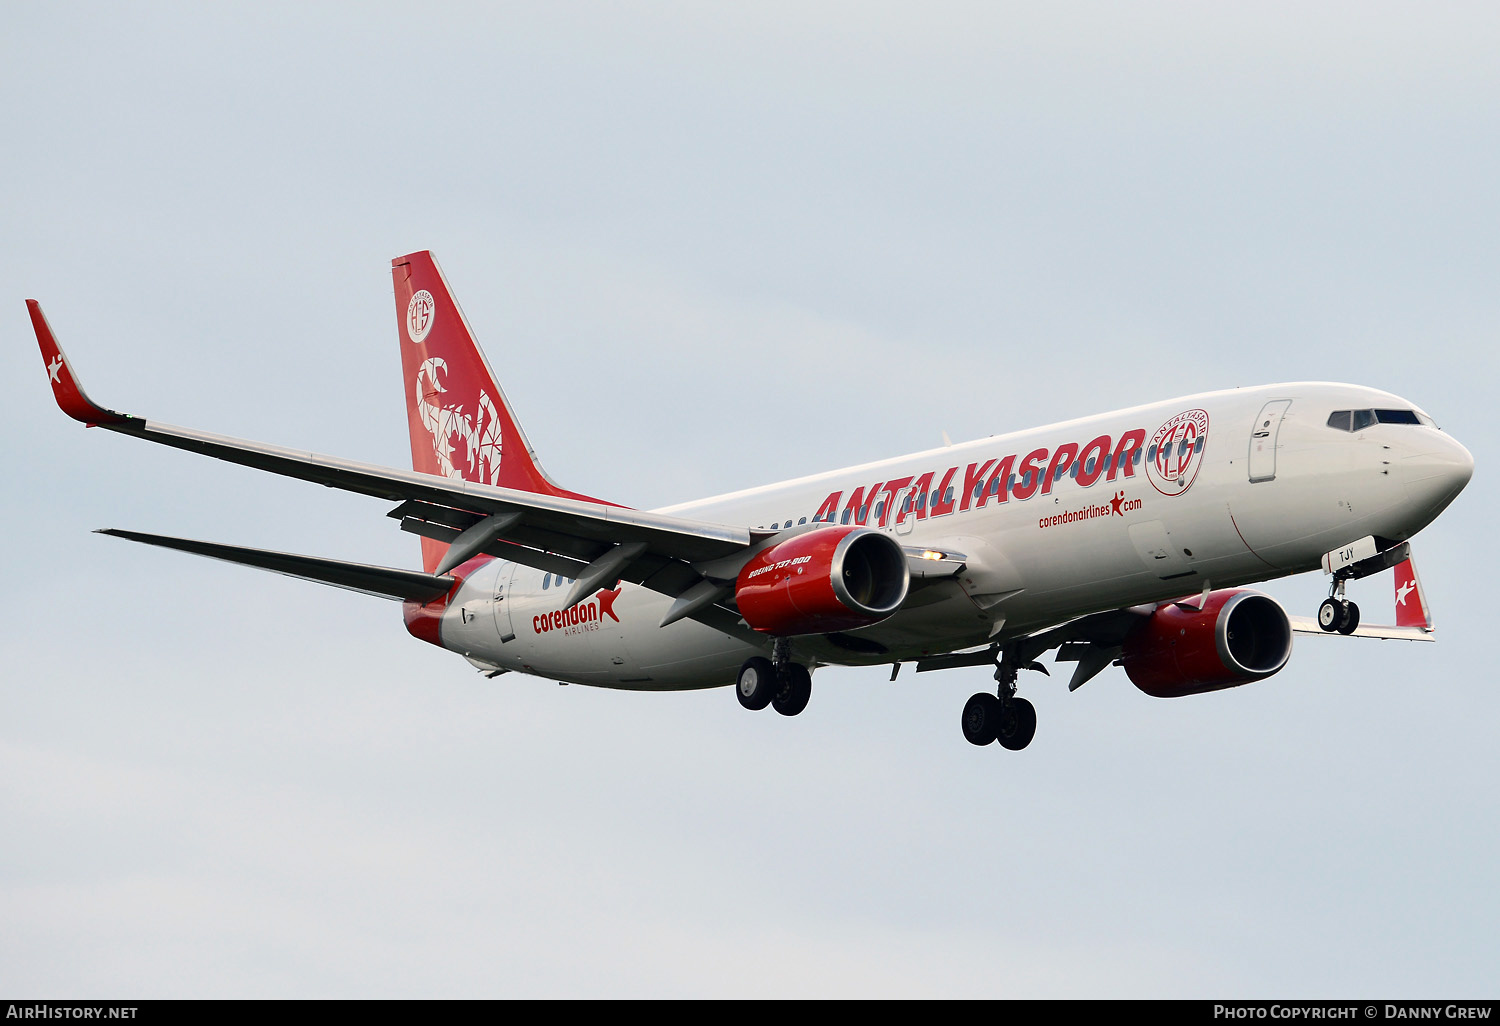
[1110,491,1126,516]
[595,586,622,623]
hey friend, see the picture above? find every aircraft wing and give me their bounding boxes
[1287,619,1434,641]
[97,529,458,603]
[30,301,762,635]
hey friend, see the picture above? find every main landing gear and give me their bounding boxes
[961,649,1039,751]
[1318,579,1361,636]
[737,639,812,717]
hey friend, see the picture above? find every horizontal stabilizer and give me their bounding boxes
[97,529,456,602]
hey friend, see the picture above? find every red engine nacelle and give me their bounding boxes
[735,526,910,636]
[1120,589,1294,698]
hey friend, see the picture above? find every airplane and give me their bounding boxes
[27,251,1474,751]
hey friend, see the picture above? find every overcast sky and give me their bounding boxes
[3,2,1497,998]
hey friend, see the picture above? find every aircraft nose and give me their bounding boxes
[1401,432,1474,517]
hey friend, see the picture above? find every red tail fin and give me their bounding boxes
[1393,558,1433,630]
[391,251,608,572]
[393,251,571,494]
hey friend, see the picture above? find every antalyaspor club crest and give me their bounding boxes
[1146,409,1209,496]
[407,290,435,343]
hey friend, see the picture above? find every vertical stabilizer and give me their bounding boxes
[391,251,604,572]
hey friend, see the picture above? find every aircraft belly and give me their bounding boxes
[630,623,759,690]
[824,580,994,663]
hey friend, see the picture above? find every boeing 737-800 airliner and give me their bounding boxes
[28,251,1473,750]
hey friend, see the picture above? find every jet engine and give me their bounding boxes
[735,526,909,636]
[1120,589,1294,698]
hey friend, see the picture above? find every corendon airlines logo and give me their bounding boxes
[1038,491,1143,530]
[533,588,622,636]
[1146,409,1209,496]
[415,357,504,485]
[407,290,435,343]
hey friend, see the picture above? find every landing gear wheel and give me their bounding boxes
[1318,597,1343,633]
[736,657,777,711]
[1337,600,1361,635]
[772,664,812,717]
[961,693,1001,746]
[996,697,1037,751]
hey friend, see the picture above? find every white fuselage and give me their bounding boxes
[435,382,1472,690]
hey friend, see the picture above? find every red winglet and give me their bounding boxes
[27,301,132,427]
[1393,558,1433,631]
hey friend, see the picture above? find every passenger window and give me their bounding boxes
[542,574,551,589]
[798,517,807,525]
[841,509,852,525]
[1353,409,1376,431]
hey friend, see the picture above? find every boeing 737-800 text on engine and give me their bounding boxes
[28,251,1473,750]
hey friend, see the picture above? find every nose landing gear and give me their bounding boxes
[1318,579,1361,636]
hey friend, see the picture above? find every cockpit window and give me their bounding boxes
[1328,408,1432,431]
[1375,409,1421,425]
